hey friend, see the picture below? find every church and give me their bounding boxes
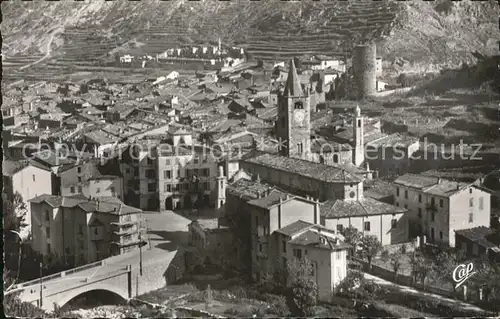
[274,59,367,170]
[214,59,411,247]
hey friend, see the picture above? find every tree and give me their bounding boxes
[411,253,433,290]
[390,252,402,281]
[341,226,362,258]
[4,273,47,318]
[359,235,382,271]
[337,270,365,297]
[397,73,408,87]
[433,248,466,294]
[3,192,27,232]
[287,258,318,316]
[3,192,28,273]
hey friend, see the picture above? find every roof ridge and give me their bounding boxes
[358,199,370,216]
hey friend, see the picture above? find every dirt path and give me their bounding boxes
[19,26,64,70]
[363,272,486,313]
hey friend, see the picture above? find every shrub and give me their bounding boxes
[337,270,364,297]
[380,249,389,260]
[291,277,318,316]
[4,293,48,318]
[265,295,290,316]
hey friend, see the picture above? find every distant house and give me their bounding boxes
[376,79,388,92]
[455,227,500,262]
[187,218,233,268]
[120,55,134,63]
[39,113,69,129]
[166,71,179,80]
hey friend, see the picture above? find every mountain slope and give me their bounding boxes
[1,0,499,72]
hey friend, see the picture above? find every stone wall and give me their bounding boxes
[353,44,377,99]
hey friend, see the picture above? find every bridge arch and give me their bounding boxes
[53,283,129,310]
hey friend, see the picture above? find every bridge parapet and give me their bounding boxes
[13,265,132,312]
[11,260,105,290]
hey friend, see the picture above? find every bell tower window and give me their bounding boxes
[294,102,303,110]
[358,119,361,127]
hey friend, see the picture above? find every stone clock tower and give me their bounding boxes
[276,59,311,160]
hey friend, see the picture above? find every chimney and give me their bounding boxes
[457,183,460,191]
[257,192,261,199]
[437,178,442,184]
[319,235,326,245]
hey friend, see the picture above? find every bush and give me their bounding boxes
[4,293,48,318]
[337,270,364,297]
[380,249,389,260]
[265,295,290,316]
[291,277,318,316]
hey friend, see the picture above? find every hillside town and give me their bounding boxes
[3,34,500,318]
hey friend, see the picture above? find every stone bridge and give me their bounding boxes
[5,247,186,313]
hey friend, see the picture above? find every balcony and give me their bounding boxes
[111,220,137,227]
[425,203,438,213]
[110,239,142,248]
[113,228,139,236]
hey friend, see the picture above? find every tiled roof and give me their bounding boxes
[2,160,51,176]
[227,178,275,201]
[394,174,470,197]
[241,151,363,183]
[455,227,499,249]
[367,133,419,148]
[288,230,351,251]
[32,150,75,167]
[29,194,140,215]
[394,174,440,189]
[274,220,314,236]
[192,218,229,231]
[83,130,119,145]
[321,197,407,218]
[255,107,278,121]
[247,189,295,209]
[363,180,397,198]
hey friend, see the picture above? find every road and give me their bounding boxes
[19,26,64,70]
[363,272,486,313]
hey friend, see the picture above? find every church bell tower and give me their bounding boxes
[275,59,311,160]
[352,105,364,166]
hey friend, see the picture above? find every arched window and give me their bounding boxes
[319,155,325,164]
[294,102,303,110]
[358,119,362,127]
[333,154,339,163]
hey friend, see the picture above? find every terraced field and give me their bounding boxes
[48,1,399,63]
[2,0,497,74]
[56,26,126,63]
[244,1,398,61]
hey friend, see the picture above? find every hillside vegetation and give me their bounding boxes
[1,0,499,73]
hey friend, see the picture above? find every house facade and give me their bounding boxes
[321,197,409,246]
[276,222,350,301]
[393,174,491,247]
[187,218,234,269]
[120,134,218,211]
[3,160,54,238]
[29,194,142,266]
